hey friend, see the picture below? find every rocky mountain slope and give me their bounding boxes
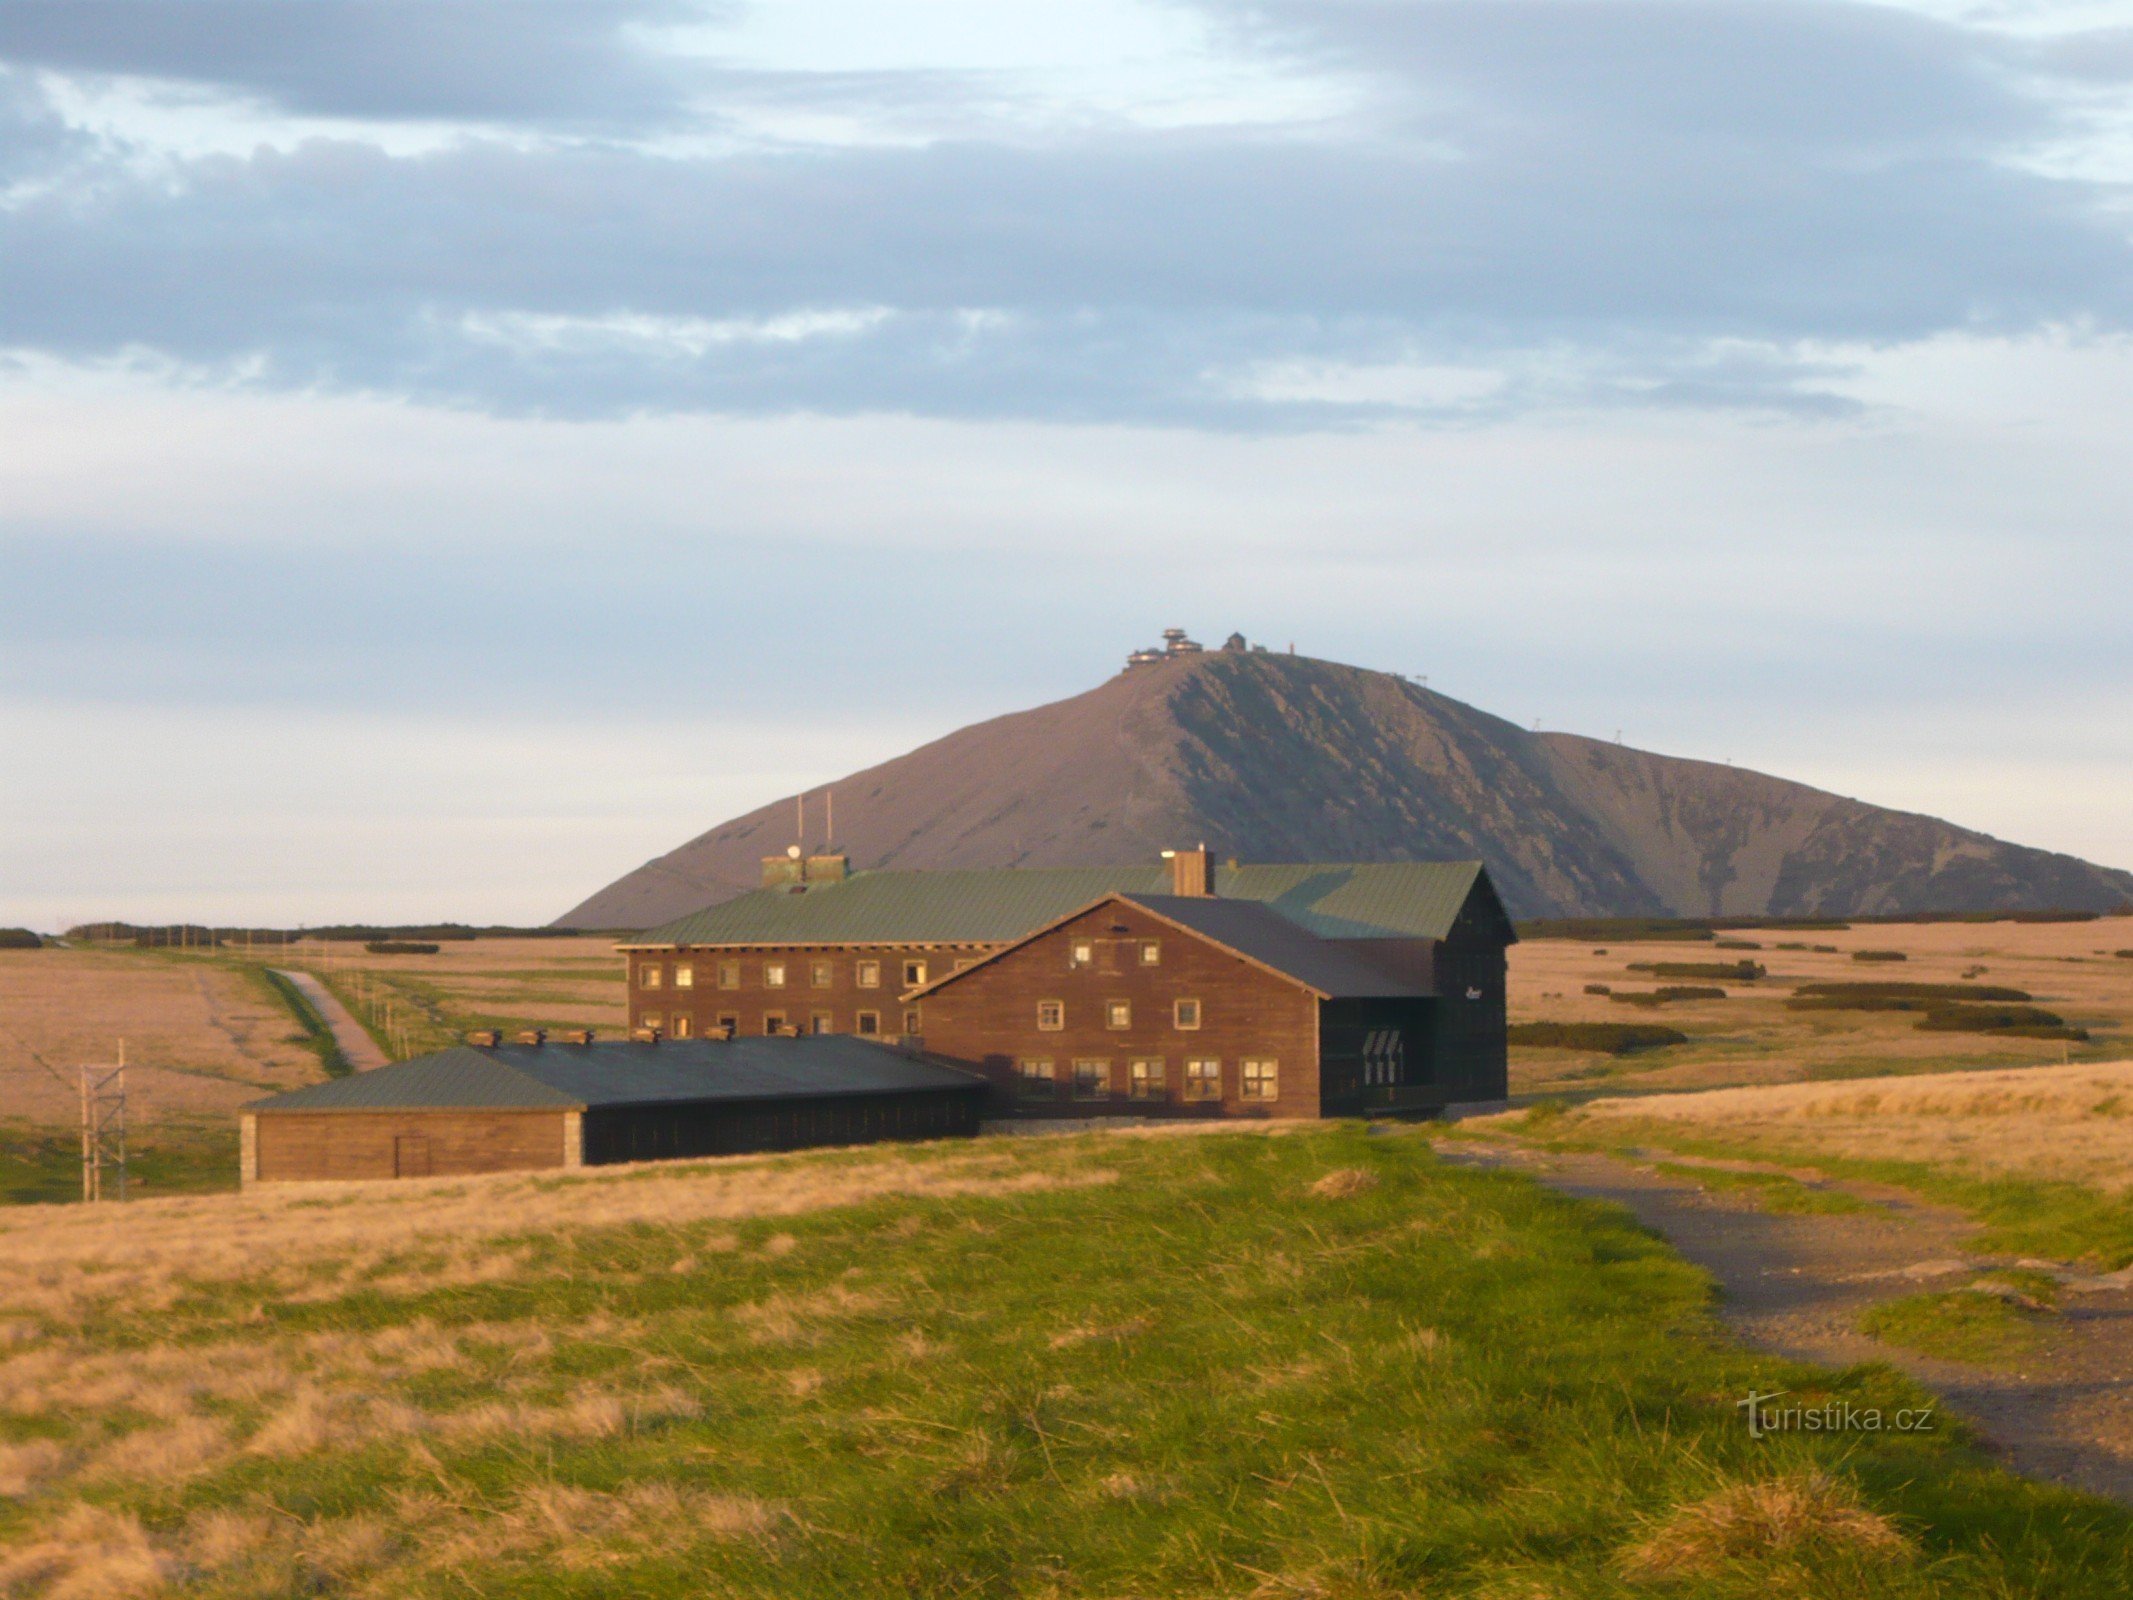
[557,649,2133,928]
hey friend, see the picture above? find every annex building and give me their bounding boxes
[625,848,1514,1120]
[242,1034,986,1184]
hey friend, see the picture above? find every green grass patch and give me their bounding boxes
[0,1117,236,1205]
[1506,1115,2133,1270]
[10,1127,2133,1594]
[1652,1162,1880,1215]
[1860,1288,2048,1367]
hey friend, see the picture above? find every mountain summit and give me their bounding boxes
[557,646,2132,929]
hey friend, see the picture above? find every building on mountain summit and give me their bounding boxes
[621,847,1514,1119]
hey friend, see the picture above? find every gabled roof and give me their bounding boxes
[630,861,1492,948]
[905,892,1431,1002]
[248,1036,982,1113]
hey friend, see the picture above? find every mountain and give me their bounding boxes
[556,647,2133,929]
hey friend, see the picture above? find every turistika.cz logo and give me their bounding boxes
[1737,1390,1936,1439]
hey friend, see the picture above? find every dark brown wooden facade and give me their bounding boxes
[249,1109,573,1182]
[626,943,991,1042]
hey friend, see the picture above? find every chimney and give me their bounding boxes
[468,1029,502,1048]
[761,846,805,888]
[1163,846,1214,897]
[804,853,849,885]
[515,1029,547,1047]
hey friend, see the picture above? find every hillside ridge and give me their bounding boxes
[557,651,2132,928]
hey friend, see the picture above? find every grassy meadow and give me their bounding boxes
[3,1123,2131,1598]
[1509,917,2133,1097]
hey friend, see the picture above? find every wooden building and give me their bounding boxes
[909,883,1510,1118]
[621,848,1511,1067]
[241,1034,985,1185]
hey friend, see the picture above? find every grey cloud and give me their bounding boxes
[0,0,709,126]
[0,1,2128,424]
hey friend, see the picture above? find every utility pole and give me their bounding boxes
[79,1041,128,1203]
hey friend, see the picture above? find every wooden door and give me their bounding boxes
[394,1134,432,1178]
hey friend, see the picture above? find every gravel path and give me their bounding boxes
[270,968,390,1073]
[1441,1140,2133,1505]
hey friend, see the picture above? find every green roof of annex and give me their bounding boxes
[627,860,1500,948]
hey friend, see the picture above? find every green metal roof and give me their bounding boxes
[249,1037,983,1113]
[632,861,1492,947]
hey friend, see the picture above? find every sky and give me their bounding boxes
[1,0,2129,930]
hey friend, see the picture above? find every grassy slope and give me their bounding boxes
[3,1127,2128,1597]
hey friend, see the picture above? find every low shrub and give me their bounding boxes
[1584,983,1612,995]
[1508,1021,1688,1054]
[1713,938,1762,950]
[1612,986,1727,1008]
[1916,1004,2087,1041]
[2117,950,2133,960]
[366,940,442,955]
[0,928,41,950]
[1774,941,1840,953]
[1852,949,1908,963]
[1627,960,1765,981]
[1790,982,2032,1008]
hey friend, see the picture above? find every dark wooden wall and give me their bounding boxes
[1318,996,1441,1116]
[919,901,1322,1119]
[628,943,998,1039]
[582,1088,984,1165]
[1426,887,1512,1103]
[254,1110,569,1182]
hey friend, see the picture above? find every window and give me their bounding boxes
[1185,1059,1222,1102]
[1129,1058,1165,1100]
[716,1013,738,1035]
[1070,940,1094,967]
[1105,1000,1131,1030]
[1016,1059,1056,1100]
[1072,1059,1110,1101]
[903,1008,922,1035]
[811,1011,832,1034]
[764,961,787,988]
[718,961,740,989]
[903,959,927,987]
[674,964,695,989]
[856,1010,881,1036]
[811,960,833,989]
[637,1013,663,1034]
[1173,998,1202,1030]
[1241,1058,1279,1101]
[640,965,663,990]
[1037,999,1065,1031]
[856,959,881,989]
[671,1014,693,1038]
[1140,941,1161,966]
[763,1012,787,1035]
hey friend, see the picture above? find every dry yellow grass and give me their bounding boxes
[0,1145,1109,1330]
[1619,1471,1911,1578]
[1510,916,2133,1096]
[1573,1057,2133,1192]
[0,947,321,1125]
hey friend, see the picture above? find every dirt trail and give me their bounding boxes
[1441,1141,2133,1505]
[269,969,389,1073]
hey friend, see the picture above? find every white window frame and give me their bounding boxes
[1185,1058,1222,1102]
[1105,1000,1132,1030]
[1173,997,1202,1030]
[764,961,787,988]
[640,965,663,990]
[856,1010,881,1036]
[1128,1057,1165,1100]
[1070,940,1094,967]
[1016,1058,1056,1099]
[856,959,881,989]
[903,959,928,987]
[1140,941,1161,966]
[1241,1058,1279,1101]
[1071,1059,1110,1101]
[1037,999,1065,1031]
[674,964,694,989]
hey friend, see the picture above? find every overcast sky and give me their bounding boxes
[2,0,2129,928]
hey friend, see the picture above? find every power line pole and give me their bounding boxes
[79,1041,128,1203]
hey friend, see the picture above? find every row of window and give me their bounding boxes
[640,956,937,992]
[1067,939,1163,969]
[635,1010,920,1038]
[1036,998,1201,1031]
[1015,1057,1277,1102]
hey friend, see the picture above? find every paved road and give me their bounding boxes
[1442,1141,2133,1507]
[270,967,390,1073]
